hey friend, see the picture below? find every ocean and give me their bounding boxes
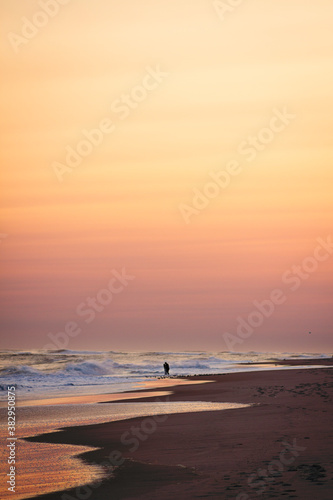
[0,350,331,499]
[0,350,330,400]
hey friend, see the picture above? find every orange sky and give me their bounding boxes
[1,0,332,352]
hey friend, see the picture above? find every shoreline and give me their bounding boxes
[24,362,333,499]
[24,358,333,406]
[237,358,333,367]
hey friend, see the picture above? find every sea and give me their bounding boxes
[0,350,331,401]
[0,350,331,499]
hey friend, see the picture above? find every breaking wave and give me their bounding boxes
[0,349,331,396]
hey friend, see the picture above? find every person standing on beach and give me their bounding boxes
[163,362,169,376]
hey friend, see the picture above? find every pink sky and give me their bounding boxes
[1,0,332,352]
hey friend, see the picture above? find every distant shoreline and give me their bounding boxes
[237,357,333,366]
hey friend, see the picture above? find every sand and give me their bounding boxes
[25,360,332,499]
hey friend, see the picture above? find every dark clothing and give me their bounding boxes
[163,362,169,375]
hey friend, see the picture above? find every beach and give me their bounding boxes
[21,360,333,500]
[2,0,333,497]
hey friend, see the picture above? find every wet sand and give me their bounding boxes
[14,378,211,408]
[2,399,242,500]
[25,360,332,500]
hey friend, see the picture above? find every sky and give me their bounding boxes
[1,0,332,352]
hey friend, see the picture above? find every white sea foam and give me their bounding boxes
[0,350,331,398]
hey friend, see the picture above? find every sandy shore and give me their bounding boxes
[238,358,333,367]
[26,361,333,500]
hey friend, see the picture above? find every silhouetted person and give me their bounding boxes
[163,362,169,376]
